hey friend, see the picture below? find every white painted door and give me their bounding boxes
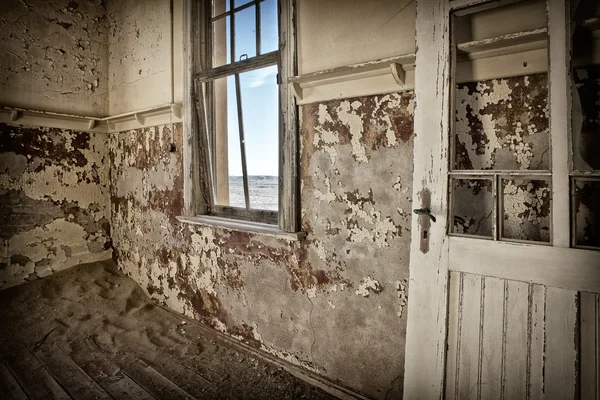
[403,0,600,399]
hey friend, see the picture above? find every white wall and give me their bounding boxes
[296,0,416,74]
[0,0,109,116]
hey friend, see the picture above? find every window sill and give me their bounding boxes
[176,215,306,242]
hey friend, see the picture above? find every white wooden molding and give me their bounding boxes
[390,63,406,85]
[449,236,600,293]
[403,0,451,398]
[177,215,306,241]
[0,103,184,134]
[548,0,570,248]
[289,54,416,104]
[457,28,548,60]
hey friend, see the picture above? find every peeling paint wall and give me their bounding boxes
[0,123,111,289]
[455,73,549,171]
[110,92,414,399]
[107,0,172,115]
[0,0,109,116]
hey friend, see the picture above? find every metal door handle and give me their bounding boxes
[413,208,436,223]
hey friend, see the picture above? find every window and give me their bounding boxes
[448,0,553,244]
[193,0,298,230]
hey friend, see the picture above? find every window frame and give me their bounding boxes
[191,0,299,232]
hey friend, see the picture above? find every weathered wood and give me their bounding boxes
[457,28,547,58]
[449,236,600,293]
[140,351,227,400]
[457,274,483,400]
[548,0,571,248]
[2,348,71,399]
[287,54,415,104]
[98,375,156,400]
[580,291,598,400]
[34,345,112,400]
[527,284,545,400]
[0,360,28,400]
[194,51,278,82]
[503,280,528,400]
[445,272,461,400]
[480,276,504,400]
[545,287,578,400]
[278,0,299,232]
[120,357,195,400]
[67,341,155,400]
[403,0,451,398]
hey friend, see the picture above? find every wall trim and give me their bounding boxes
[0,104,183,134]
[289,53,416,105]
[154,303,370,400]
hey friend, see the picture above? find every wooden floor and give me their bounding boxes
[0,261,336,400]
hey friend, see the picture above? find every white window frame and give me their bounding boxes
[186,0,299,232]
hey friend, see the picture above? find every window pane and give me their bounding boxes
[502,178,551,242]
[260,0,278,54]
[235,0,253,7]
[214,75,244,208]
[571,0,600,173]
[212,16,231,67]
[234,5,257,61]
[574,179,600,248]
[239,65,279,211]
[451,178,494,237]
[572,65,600,172]
[454,74,550,171]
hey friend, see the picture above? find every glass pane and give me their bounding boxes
[574,179,600,248]
[572,65,600,172]
[260,0,278,54]
[502,178,551,242]
[239,65,279,211]
[234,5,257,61]
[571,0,600,174]
[454,74,550,171]
[214,75,244,208]
[235,0,253,7]
[451,178,494,237]
[212,16,231,67]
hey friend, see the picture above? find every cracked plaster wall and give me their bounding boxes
[109,92,414,399]
[0,123,112,289]
[107,0,172,115]
[0,0,109,116]
[455,73,549,171]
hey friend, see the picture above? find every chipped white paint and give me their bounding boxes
[0,0,109,116]
[395,279,408,318]
[355,276,382,297]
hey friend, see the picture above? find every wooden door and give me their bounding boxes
[403,0,600,399]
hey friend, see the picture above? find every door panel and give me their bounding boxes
[445,272,578,399]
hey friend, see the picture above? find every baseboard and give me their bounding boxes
[155,304,372,400]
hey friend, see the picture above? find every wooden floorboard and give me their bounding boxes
[119,357,196,400]
[2,348,72,399]
[0,261,340,400]
[33,345,112,400]
[0,360,28,400]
